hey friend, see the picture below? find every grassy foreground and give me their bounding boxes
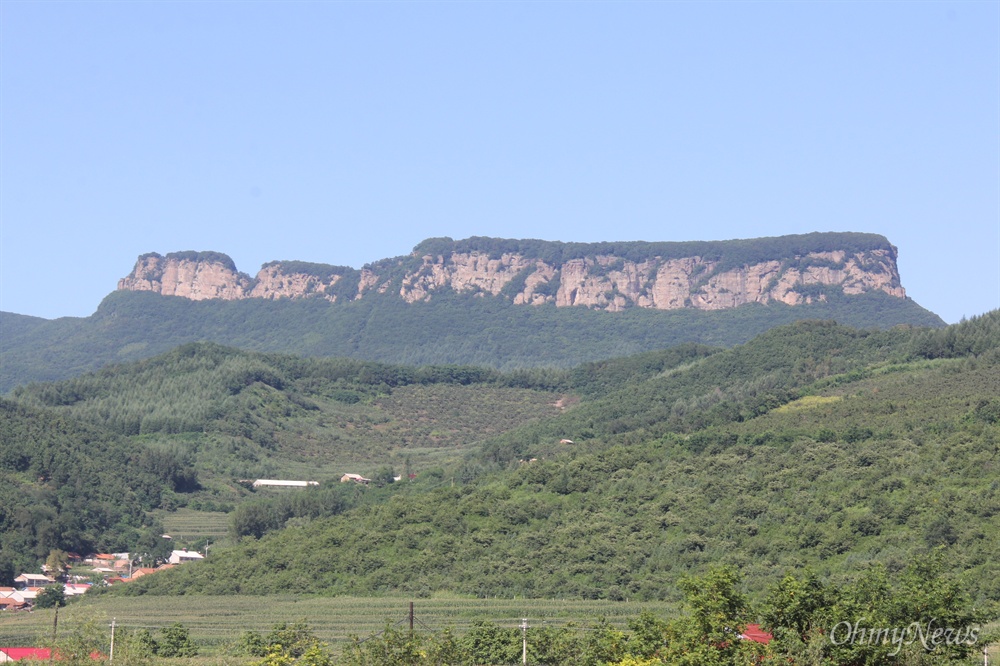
[0,594,678,654]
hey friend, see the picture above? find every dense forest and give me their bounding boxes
[0,399,197,577]
[411,232,896,269]
[0,288,942,393]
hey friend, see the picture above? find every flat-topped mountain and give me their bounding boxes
[2,232,942,394]
[117,232,906,312]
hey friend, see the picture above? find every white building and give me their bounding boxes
[13,574,53,589]
[252,479,319,488]
[168,549,205,565]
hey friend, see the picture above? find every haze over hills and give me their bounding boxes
[0,233,944,394]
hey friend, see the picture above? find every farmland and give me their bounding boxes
[0,594,678,654]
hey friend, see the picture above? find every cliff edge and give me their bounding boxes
[118,232,907,313]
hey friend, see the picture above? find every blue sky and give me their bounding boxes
[1,1,997,324]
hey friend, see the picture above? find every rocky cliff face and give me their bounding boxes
[118,253,251,301]
[118,235,907,312]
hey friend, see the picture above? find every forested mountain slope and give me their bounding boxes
[0,399,197,578]
[0,290,941,394]
[108,313,1000,603]
[8,343,576,485]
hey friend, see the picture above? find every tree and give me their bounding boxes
[372,466,396,488]
[340,624,424,666]
[113,627,157,665]
[45,549,70,581]
[760,570,830,641]
[34,584,66,609]
[658,567,768,666]
[157,623,197,657]
[266,621,322,659]
[132,529,173,567]
[235,630,268,657]
[624,611,670,659]
[462,620,520,665]
[50,617,106,666]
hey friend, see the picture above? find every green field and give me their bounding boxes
[0,594,678,654]
[159,509,232,543]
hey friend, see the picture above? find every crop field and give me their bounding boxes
[0,594,679,654]
[160,509,232,542]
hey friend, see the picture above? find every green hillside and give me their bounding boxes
[92,313,1000,606]
[0,398,195,577]
[0,288,942,393]
[8,343,575,491]
[1,313,997,663]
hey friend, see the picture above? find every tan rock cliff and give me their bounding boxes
[117,254,250,301]
[118,238,907,312]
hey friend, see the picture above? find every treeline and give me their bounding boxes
[411,232,895,272]
[87,557,993,665]
[0,283,943,393]
[9,342,567,439]
[332,558,989,666]
[476,319,916,465]
[142,250,242,274]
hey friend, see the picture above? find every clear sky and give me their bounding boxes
[1,1,997,324]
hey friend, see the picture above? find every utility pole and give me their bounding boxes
[109,618,116,662]
[409,601,414,634]
[521,618,528,666]
[51,606,58,660]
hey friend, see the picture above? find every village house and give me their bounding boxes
[0,597,27,611]
[63,583,91,597]
[12,574,53,590]
[340,473,371,484]
[126,567,158,581]
[168,549,204,565]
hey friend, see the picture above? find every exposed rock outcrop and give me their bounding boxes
[117,253,250,301]
[118,234,907,312]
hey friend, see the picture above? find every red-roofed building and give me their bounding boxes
[126,567,158,580]
[741,623,773,645]
[0,648,104,662]
[0,647,52,661]
[63,583,90,597]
